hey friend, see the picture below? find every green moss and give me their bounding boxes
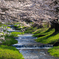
[33,28,44,34]
[24,27,37,33]
[0,45,18,51]
[7,26,11,28]
[3,24,7,26]
[35,29,55,44]
[0,24,24,59]
[11,32,24,37]
[34,28,59,44]
[33,28,49,37]
[48,46,59,57]
[33,28,59,57]
[0,22,3,26]
[2,35,18,45]
[0,45,24,59]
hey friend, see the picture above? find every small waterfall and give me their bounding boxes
[12,44,53,50]
[12,34,53,50]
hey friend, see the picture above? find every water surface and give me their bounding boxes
[13,34,59,59]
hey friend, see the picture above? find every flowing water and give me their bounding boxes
[12,34,59,59]
[8,25,59,59]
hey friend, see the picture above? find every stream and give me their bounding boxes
[12,34,59,59]
[8,26,59,59]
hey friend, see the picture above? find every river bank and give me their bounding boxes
[33,28,59,57]
[0,24,24,59]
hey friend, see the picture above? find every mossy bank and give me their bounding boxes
[33,28,59,57]
[0,24,24,59]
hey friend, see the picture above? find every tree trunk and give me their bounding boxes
[47,22,49,28]
[50,19,59,32]
[55,23,59,32]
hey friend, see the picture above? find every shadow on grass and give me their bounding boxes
[44,28,52,33]
[46,31,59,39]
[33,28,53,37]
[35,28,59,43]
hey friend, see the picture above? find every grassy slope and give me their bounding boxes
[0,45,24,59]
[0,34,24,59]
[33,28,49,37]
[35,28,59,44]
[35,29,56,44]
[24,27,37,33]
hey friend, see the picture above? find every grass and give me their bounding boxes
[11,32,24,37]
[14,24,21,30]
[0,24,24,59]
[2,35,18,45]
[24,26,37,33]
[48,46,59,57]
[7,26,11,28]
[33,28,44,34]
[33,28,59,57]
[0,45,24,59]
[0,22,3,26]
[33,28,49,37]
[0,33,24,59]
[35,28,56,44]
